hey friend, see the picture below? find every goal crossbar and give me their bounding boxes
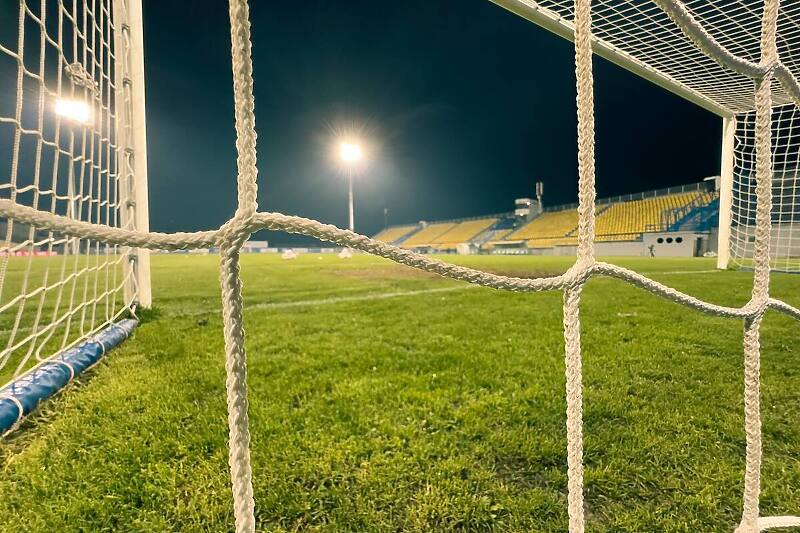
[491,0,800,117]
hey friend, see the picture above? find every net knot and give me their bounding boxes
[734,517,758,533]
[64,62,100,96]
[742,297,770,320]
[218,215,255,249]
[756,61,779,80]
[563,260,594,289]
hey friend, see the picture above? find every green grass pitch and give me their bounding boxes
[1,254,798,531]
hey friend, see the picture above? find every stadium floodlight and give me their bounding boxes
[340,142,361,162]
[54,98,91,124]
[339,141,362,231]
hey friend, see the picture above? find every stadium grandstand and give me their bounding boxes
[371,225,417,245]
[376,181,720,257]
[594,190,716,242]
[399,222,457,248]
[500,208,579,249]
[434,218,497,250]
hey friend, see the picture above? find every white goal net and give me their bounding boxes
[731,103,800,272]
[0,0,798,532]
[492,0,800,273]
[0,0,149,384]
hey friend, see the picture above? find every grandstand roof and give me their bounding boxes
[491,0,800,116]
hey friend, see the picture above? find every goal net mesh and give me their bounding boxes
[0,0,135,384]
[499,0,800,272]
[731,103,800,272]
[0,0,798,532]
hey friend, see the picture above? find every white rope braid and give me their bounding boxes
[222,0,260,530]
[3,201,797,320]
[562,0,596,528]
[736,1,779,531]
[0,0,799,530]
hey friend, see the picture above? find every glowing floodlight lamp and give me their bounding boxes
[55,98,91,124]
[339,142,362,163]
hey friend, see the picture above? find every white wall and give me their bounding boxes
[641,232,707,257]
[490,232,711,257]
[729,224,800,258]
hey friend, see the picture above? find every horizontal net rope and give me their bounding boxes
[0,199,217,249]
[2,199,798,320]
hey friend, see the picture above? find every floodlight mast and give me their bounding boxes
[348,169,354,232]
[536,181,544,207]
[339,142,362,232]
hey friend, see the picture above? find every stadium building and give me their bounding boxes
[375,180,721,257]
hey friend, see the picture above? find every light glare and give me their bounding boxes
[55,99,91,124]
[339,142,361,162]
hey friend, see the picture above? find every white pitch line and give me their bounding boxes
[648,269,721,275]
[164,285,476,318]
[246,285,475,311]
[225,270,719,313]
[0,270,726,329]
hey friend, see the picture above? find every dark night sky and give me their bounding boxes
[141,1,721,244]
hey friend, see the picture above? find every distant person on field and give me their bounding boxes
[648,244,656,257]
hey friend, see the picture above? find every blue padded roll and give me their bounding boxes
[0,318,138,433]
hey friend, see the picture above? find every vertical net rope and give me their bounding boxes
[738,0,778,530]
[219,0,259,530]
[1,0,800,531]
[562,0,595,529]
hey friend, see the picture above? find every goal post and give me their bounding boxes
[717,115,736,269]
[114,0,152,308]
[0,0,150,425]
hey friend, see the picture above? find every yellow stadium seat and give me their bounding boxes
[505,210,579,242]
[373,225,418,244]
[403,218,498,249]
[434,218,497,248]
[401,222,457,247]
[594,192,713,241]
